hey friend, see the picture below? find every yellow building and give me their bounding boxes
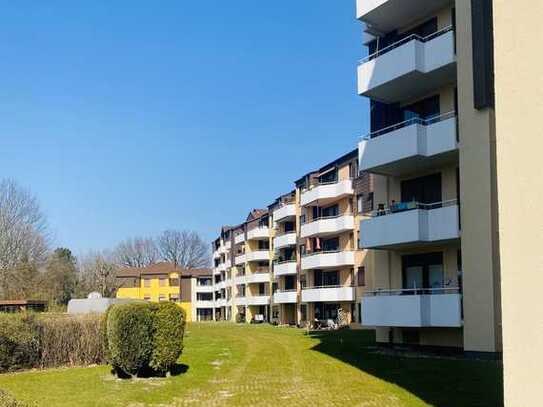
[116,262,214,322]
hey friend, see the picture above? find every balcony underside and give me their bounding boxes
[367,149,458,177]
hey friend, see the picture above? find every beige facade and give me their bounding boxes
[491,1,543,405]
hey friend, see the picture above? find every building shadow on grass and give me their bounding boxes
[308,330,503,407]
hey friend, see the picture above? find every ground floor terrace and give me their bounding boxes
[0,323,502,407]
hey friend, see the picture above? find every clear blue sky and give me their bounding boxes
[0,1,369,255]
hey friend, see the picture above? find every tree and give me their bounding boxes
[0,179,49,298]
[157,230,209,269]
[77,251,120,298]
[113,237,158,268]
[41,248,77,306]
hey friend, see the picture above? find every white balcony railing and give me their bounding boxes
[246,295,270,306]
[273,203,296,222]
[245,272,271,284]
[300,214,355,238]
[195,285,214,293]
[274,261,297,277]
[196,300,215,308]
[234,233,245,244]
[235,296,248,307]
[360,200,460,249]
[274,290,297,304]
[247,226,270,240]
[273,232,297,249]
[245,250,270,263]
[359,112,458,176]
[357,27,455,103]
[301,286,355,303]
[301,250,355,270]
[361,288,462,327]
[217,263,227,272]
[234,254,246,265]
[300,179,354,207]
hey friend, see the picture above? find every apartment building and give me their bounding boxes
[212,210,273,324]
[213,150,372,327]
[116,262,214,322]
[355,0,503,356]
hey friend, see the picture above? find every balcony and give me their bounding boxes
[196,300,214,308]
[274,290,297,304]
[274,261,297,277]
[274,232,297,249]
[273,203,296,222]
[357,0,452,33]
[360,200,460,250]
[214,280,227,290]
[235,296,248,307]
[247,226,270,240]
[215,298,227,307]
[300,180,354,207]
[359,113,458,176]
[357,27,456,103]
[224,240,232,250]
[217,263,227,272]
[300,214,355,239]
[195,284,214,293]
[234,254,246,265]
[234,233,245,244]
[245,272,271,284]
[301,286,355,303]
[361,288,462,327]
[246,295,270,306]
[213,250,220,259]
[301,251,355,271]
[245,250,270,263]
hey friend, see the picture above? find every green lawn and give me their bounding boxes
[0,323,502,407]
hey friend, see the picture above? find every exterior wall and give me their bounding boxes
[493,0,543,404]
[455,0,501,353]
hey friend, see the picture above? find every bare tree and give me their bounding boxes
[0,179,49,296]
[157,230,210,269]
[77,251,120,298]
[113,237,158,268]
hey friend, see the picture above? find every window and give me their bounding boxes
[284,221,295,233]
[285,275,296,290]
[144,278,151,288]
[258,240,270,250]
[321,204,339,218]
[143,295,151,301]
[367,192,374,211]
[319,169,337,184]
[321,237,340,252]
[357,267,366,286]
[258,283,266,295]
[314,270,339,287]
[401,173,442,204]
[402,252,445,292]
[197,292,213,301]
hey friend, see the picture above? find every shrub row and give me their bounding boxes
[105,302,186,377]
[0,313,105,372]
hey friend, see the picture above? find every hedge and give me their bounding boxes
[150,302,186,373]
[106,303,155,376]
[0,313,105,373]
[105,302,186,377]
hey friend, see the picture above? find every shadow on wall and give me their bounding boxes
[308,330,503,407]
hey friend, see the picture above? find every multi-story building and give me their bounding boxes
[213,150,373,327]
[355,0,501,356]
[116,262,213,322]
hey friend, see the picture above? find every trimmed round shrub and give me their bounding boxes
[0,313,39,372]
[150,302,186,373]
[106,303,155,376]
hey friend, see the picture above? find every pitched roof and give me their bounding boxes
[246,209,268,221]
[116,262,211,278]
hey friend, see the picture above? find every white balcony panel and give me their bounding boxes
[274,291,297,304]
[234,234,245,244]
[217,263,227,272]
[357,0,452,33]
[214,281,226,290]
[235,254,246,265]
[361,294,462,327]
[357,31,455,103]
[273,204,296,222]
[247,227,270,240]
[224,241,231,250]
[195,285,214,293]
[360,205,460,249]
[274,233,297,249]
[235,297,248,307]
[301,287,355,303]
[300,180,354,207]
[245,272,271,284]
[245,250,270,262]
[301,251,355,270]
[300,215,355,239]
[213,250,220,259]
[215,298,227,307]
[274,261,297,277]
[196,300,214,308]
[359,117,458,176]
[247,296,270,306]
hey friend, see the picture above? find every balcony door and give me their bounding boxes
[402,252,444,292]
[401,173,442,204]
